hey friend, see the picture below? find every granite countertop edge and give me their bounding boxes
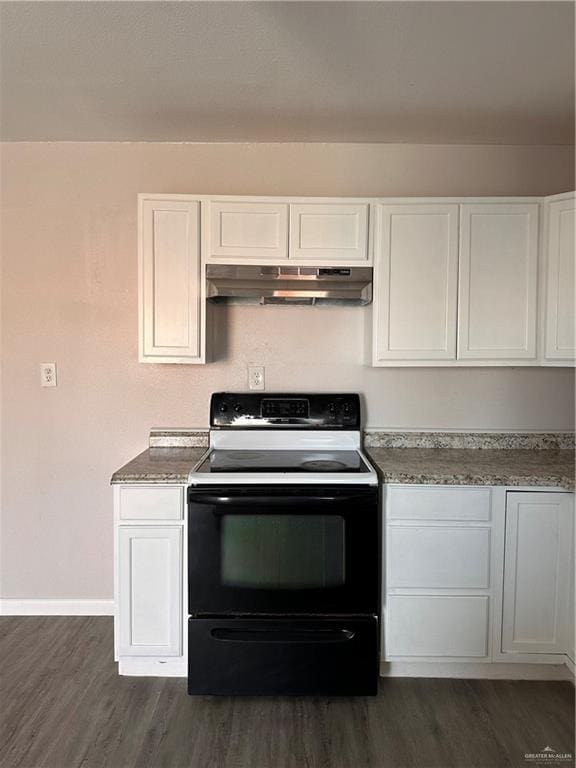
[375,470,574,492]
[111,447,208,485]
[111,445,574,492]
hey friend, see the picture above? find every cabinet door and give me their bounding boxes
[208,201,288,260]
[502,492,573,655]
[373,205,458,362]
[544,194,576,362]
[118,526,182,657]
[289,204,369,261]
[139,198,203,363]
[458,204,538,361]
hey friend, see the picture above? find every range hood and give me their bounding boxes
[206,265,372,306]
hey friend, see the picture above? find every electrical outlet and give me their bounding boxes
[248,365,265,391]
[40,362,57,387]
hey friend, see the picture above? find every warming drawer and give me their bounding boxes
[188,616,379,696]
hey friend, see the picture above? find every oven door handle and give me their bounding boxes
[189,492,368,508]
[210,627,356,644]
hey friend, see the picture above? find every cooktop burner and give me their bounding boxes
[195,450,371,474]
[300,459,347,471]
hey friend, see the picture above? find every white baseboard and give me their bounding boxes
[380,661,573,681]
[0,599,114,616]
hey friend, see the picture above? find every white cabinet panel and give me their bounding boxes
[458,204,538,360]
[118,526,182,657]
[544,194,576,361]
[374,205,458,362]
[290,204,369,261]
[386,595,489,658]
[388,527,490,589]
[387,485,491,522]
[119,486,183,521]
[502,492,573,655]
[139,199,203,363]
[209,202,288,260]
[567,524,575,663]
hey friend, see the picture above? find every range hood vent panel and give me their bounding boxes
[206,265,373,306]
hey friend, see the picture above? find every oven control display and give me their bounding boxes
[261,399,309,418]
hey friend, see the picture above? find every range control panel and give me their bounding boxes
[210,393,361,429]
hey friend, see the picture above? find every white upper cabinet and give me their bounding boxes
[502,492,573,656]
[289,203,369,262]
[139,197,204,364]
[208,201,289,260]
[373,204,458,363]
[544,193,575,363]
[458,203,539,361]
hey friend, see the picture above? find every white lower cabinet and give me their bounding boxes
[114,485,186,674]
[502,491,574,656]
[384,485,575,670]
[384,485,494,662]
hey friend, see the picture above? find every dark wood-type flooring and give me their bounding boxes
[1,617,574,768]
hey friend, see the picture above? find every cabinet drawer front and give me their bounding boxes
[290,204,369,261]
[209,202,288,259]
[386,595,489,658]
[119,486,183,520]
[387,486,491,522]
[388,527,490,589]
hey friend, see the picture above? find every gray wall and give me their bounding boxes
[1,141,574,599]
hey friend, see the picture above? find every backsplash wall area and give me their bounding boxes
[1,141,574,600]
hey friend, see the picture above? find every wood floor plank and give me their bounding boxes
[0,618,573,768]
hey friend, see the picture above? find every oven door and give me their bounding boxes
[188,484,379,616]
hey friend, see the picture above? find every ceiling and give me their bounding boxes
[0,1,574,144]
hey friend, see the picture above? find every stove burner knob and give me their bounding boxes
[234,404,243,414]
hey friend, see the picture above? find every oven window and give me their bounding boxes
[221,515,345,589]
